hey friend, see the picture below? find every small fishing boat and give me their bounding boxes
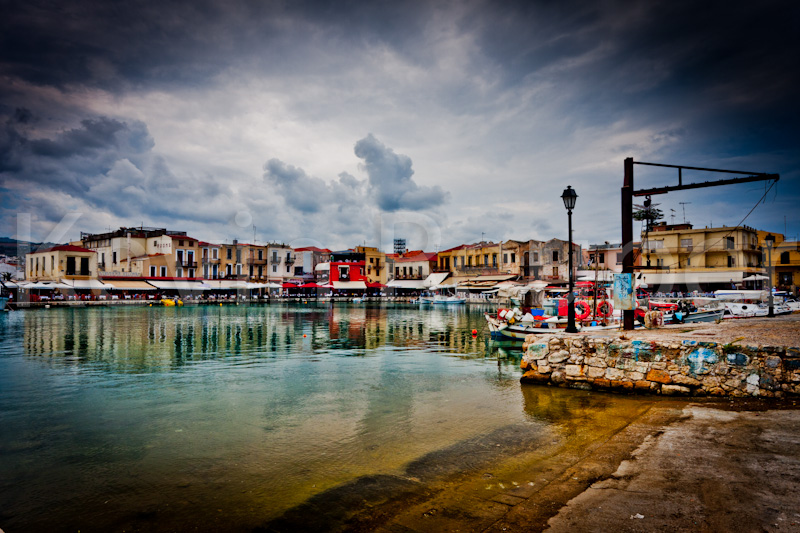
[161,298,183,307]
[431,295,465,305]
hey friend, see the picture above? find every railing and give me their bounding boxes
[285,255,295,264]
[202,257,220,263]
[176,261,198,268]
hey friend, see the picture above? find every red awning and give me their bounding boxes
[282,282,298,288]
[299,282,319,288]
[575,281,594,287]
[366,281,385,288]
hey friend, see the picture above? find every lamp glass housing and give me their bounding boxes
[561,186,578,211]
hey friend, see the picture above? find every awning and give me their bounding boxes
[314,262,330,271]
[102,280,157,291]
[146,280,206,290]
[637,271,746,285]
[387,279,426,289]
[332,281,367,290]
[423,272,450,287]
[60,279,113,290]
[202,280,248,290]
[20,281,72,289]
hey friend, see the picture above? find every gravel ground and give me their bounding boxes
[588,313,800,347]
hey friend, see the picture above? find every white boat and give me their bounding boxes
[722,302,768,319]
[484,313,620,340]
[431,295,465,305]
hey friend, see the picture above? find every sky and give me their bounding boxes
[1,0,798,252]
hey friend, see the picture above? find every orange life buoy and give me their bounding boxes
[575,301,591,320]
[597,300,613,318]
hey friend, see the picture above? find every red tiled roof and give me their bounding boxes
[294,246,332,253]
[41,245,95,253]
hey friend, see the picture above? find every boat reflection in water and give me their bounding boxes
[2,303,651,532]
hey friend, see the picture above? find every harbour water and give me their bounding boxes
[0,303,651,532]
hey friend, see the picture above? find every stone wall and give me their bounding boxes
[520,334,800,397]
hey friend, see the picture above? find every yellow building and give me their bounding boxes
[638,223,764,292]
[759,232,800,295]
[26,244,98,282]
[355,246,387,284]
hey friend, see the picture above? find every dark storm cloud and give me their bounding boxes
[354,134,448,212]
[0,108,232,226]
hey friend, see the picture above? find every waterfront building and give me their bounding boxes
[25,244,97,282]
[355,246,388,285]
[328,249,368,291]
[578,242,642,282]
[199,242,221,279]
[390,251,438,282]
[293,247,332,283]
[637,223,764,293]
[758,232,800,295]
[266,243,294,284]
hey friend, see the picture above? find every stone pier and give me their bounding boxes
[520,322,800,397]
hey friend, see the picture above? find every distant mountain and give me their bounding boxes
[0,237,62,257]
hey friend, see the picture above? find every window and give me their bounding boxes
[177,268,183,277]
[599,252,605,263]
[726,237,734,250]
[503,253,508,263]
[552,250,559,262]
[616,252,623,264]
[272,264,277,273]
[728,256,735,267]
[650,240,664,250]
[258,249,263,260]
[179,240,184,246]
[249,265,254,276]
[484,254,489,265]
[552,266,559,276]
[188,268,194,278]
[286,265,290,273]
[273,251,278,262]
[160,266,167,277]
[492,254,497,267]
[66,257,76,275]
[177,249,184,262]
[51,256,55,272]
[418,266,423,277]
[781,251,790,264]
[113,251,117,264]
[468,256,472,267]
[681,238,693,250]
[236,249,241,262]
[203,265,209,277]
[226,248,232,260]
[396,267,400,277]
[687,257,691,266]
[511,253,515,263]
[258,266,263,276]
[212,248,218,260]
[236,264,242,275]
[150,266,157,277]
[657,258,664,267]
[533,251,539,262]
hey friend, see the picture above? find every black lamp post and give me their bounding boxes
[562,185,578,333]
[765,233,775,317]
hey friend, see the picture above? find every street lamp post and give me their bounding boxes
[562,186,578,333]
[765,233,775,318]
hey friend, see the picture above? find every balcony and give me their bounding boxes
[271,257,282,264]
[176,260,198,268]
[285,255,295,264]
[202,256,220,264]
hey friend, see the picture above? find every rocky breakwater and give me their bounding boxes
[520,334,800,397]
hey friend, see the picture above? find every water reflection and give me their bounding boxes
[0,303,649,532]
[17,303,502,372]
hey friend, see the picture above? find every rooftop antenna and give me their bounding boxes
[481,232,485,244]
[669,208,676,224]
[679,202,691,223]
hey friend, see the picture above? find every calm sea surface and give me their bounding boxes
[0,303,647,531]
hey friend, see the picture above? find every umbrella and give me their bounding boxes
[742,274,768,281]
